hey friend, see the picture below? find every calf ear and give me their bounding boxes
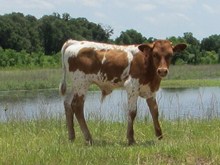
[138,43,154,53]
[173,44,187,52]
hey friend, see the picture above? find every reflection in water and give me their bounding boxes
[0,87,220,122]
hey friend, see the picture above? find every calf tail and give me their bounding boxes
[59,39,78,95]
[59,69,67,96]
[59,42,68,96]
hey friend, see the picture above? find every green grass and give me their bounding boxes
[162,79,220,88]
[0,64,220,91]
[0,68,61,91]
[0,118,220,164]
[167,64,220,80]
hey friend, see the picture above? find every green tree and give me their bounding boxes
[38,15,57,55]
[0,13,31,51]
[201,35,220,53]
[25,15,41,53]
[218,49,220,63]
[200,51,218,64]
[168,36,187,65]
[183,32,201,64]
[115,29,147,44]
[0,12,41,53]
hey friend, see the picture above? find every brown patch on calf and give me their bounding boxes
[100,49,128,82]
[68,48,102,74]
[68,48,129,83]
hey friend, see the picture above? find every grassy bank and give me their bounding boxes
[0,118,220,164]
[0,68,61,91]
[0,64,220,91]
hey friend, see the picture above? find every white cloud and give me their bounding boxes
[94,11,106,19]
[134,3,156,11]
[202,4,217,14]
[13,0,56,10]
[176,13,191,22]
[143,12,191,26]
[156,0,197,11]
[81,0,104,7]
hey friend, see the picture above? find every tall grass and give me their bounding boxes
[168,64,220,80]
[0,117,220,164]
[0,68,61,91]
[1,64,220,91]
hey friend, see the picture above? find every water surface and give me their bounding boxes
[0,87,219,122]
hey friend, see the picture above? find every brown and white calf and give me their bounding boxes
[59,39,186,145]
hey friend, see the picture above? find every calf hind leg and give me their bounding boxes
[73,94,93,145]
[64,97,75,141]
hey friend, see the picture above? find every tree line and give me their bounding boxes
[0,12,220,67]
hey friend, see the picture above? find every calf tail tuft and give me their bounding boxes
[59,80,67,96]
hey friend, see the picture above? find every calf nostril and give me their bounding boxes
[157,68,168,77]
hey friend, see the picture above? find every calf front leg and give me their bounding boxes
[126,93,138,145]
[147,97,163,140]
[127,109,137,145]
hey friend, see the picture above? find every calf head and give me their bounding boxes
[138,40,187,78]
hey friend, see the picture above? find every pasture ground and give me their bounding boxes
[0,118,220,164]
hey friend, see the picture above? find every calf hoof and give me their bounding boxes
[155,129,163,140]
[157,134,163,140]
[128,139,136,146]
[85,138,93,146]
[69,135,75,142]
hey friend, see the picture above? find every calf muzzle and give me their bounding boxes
[157,68,168,77]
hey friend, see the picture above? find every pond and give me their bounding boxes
[0,87,220,122]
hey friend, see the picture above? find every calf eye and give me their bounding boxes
[165,55,172,60]
[153,53,160,59]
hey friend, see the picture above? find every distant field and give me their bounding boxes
[168,64,220,80]
[0,64,220,91]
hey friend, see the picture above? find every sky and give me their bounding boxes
[0,0,220,40]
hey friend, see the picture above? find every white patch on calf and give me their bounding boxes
[64,39,139,56]
[124,77,156,104]
[121,51,133,80]
[102,54,107,64]
[70,69,91,97]
[124,77,139,113]
[139,84,156,99]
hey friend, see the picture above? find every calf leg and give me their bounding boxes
[127,109,137,145]
[64,94,75,141]
[74,94,93,145]
[126,93,138,145]
[147,97,163,139]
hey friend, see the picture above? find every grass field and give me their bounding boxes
[0,117,220,164]
[0,64,220,91]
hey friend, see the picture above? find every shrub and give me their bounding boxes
[0,48,60,68]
